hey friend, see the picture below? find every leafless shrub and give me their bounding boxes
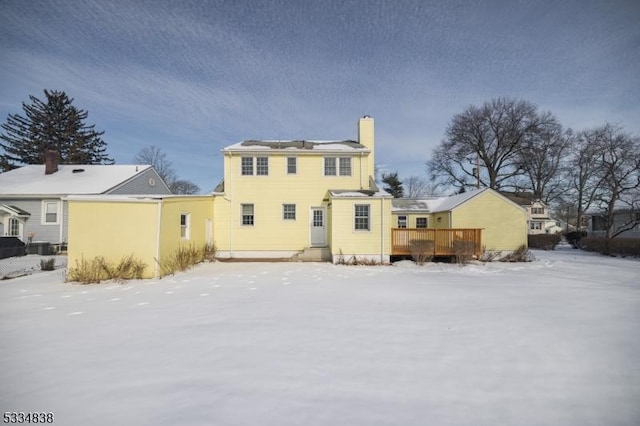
[409,239,434,265]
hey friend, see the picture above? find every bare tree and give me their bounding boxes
[517,123,572,203]
[590,124,640,238]
[427,98,555,191]
[134,145,200,195]
[134,145,176,184]
[404,175,442,198]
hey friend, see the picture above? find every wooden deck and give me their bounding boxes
[391,228,482,257]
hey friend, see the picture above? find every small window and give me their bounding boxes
[42,201,59,224]
[241,204,254,226]
[241,157,253,175]
[287,157,297,174]
[397,215,407,228]
[339,157,351,176]
[256,157,269,175]
[180,213,190,239]
[283,204,296,220]
[416,217,428,228]
[354,204,370,231]
[530,222,542,230]
[531,207,544,215]
[324,157,336,176]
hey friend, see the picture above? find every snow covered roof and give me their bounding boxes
[329,188,392,198]
[0,164,153,196]
[223,139,368,153]
[391,188,523,213]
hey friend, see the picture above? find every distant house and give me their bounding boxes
[0,154,170,249]
[500,192,562,234]
[587,208,640,239]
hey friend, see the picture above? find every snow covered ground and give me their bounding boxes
[1,247,639,426]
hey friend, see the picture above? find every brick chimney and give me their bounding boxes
[44,150,59,175]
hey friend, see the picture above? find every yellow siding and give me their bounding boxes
[220,152,370,254]
[330,197,392,260]
[450,191,527,251]
[158,197,213,262]
[358,116,375,183]
[67,200,160,278]
[391,212,435,229]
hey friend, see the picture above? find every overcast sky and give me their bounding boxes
[1,0,639,192]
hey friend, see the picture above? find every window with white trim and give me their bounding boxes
[256,157,269,175]
[287,157,297,174]
[180,213,190,239]
[8,218,20,236]
[354,204,370,231]
[242,204,254,226]
[397,215,407,228]
[42,201,60,225]
[531,207,545,215]
[416,217,428,228]
[324,157,336,176]
[241,157,253,175]
[283,204,296,220]
[530,222,543,230]
[339,157,351,176]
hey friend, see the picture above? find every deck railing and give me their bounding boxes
[391,228,482,257]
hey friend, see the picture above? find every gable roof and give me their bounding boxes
[0,164,154,196]
[223,139,368,153]
[392,188,524,213]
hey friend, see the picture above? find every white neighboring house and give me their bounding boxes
[500,192,562,235]
[0,159,171,250]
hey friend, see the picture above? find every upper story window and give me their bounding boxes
[287,157,297,174]
[531,207,545,215]
[324,157,351,176]
[256,157,269,175]
[41,200,60,225]
[339,157,351,176]
[324,158,337,176]
[241,157,269,176]
[354,204,370,231]
[397,215,407,228]
[180,213,190,239]
[241,157,253,175]
[416,217,428,228]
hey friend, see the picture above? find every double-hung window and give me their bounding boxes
[324,157,337,176]
[283,204,296,220]
[241,157,254,175]
[287,157,297,174]
[242,204,255,226]
[339,157,351,176]
[354,204,370,231]
[256,157,269,175]
[397,215,407,228]
[42,201,59,225]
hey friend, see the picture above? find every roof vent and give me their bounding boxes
[72,168,85,174]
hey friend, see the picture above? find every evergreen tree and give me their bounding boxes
[0,90,113,170]
[382,172,404,198]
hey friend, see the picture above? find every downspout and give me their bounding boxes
[380,197,384,263]
[227,152,233,257]
[155,200,162,278]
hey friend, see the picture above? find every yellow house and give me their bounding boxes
[212,116,393,263]
[67,195,213,278]
[391,188,528,253]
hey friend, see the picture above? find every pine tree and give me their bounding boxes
[382,172,404,198]
[0,90,113,170]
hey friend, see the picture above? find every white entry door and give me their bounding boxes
[310,207,326,247]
